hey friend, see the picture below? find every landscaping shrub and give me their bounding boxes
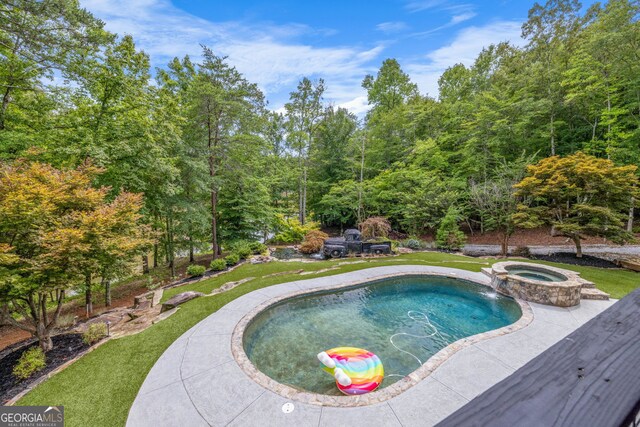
[236,245,253,259]
[186,264,206,277]
[249,241,268,254]
[272,214,320,243]
[225,253,240,266]
[227,240,267,257]
[209,259,227,271]
[435,207,467,250]
[404,238,423,250]
[226,240,253,259]
[359,217,391,239]
[299,230,329,254]
[82,323,107,345]
[13,347,46,380]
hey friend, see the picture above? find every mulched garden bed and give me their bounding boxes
[531,252,619,269]
[0,333,89,404]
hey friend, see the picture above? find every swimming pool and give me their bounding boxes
[242,275,521,395]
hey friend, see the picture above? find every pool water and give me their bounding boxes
[242,276,521,395]
[506,268,566,282]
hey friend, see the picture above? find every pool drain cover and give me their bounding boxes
[281,402,295,413]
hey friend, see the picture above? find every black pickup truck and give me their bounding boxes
[322,229,392,258]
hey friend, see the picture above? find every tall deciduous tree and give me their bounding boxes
[0,162,149,350]
[362,58,418,112]
[521,0,586,156]
[188,48,265,256]
[362,59,420,172]
[0,0,110,131]
[513,152,638,257]
[285,77,325,225]
[469,157,531,256]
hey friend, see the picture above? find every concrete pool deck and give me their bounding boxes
[126,265,616,427]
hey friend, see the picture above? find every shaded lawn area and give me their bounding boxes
[17,252,639,427]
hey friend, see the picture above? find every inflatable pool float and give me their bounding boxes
[317,347,384,395]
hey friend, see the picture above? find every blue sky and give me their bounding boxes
[80,0,596,114]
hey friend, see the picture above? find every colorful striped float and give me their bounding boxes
[317,347,384,395]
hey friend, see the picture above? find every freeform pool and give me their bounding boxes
[242,275,522,395]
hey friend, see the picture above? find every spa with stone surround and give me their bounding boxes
[485,261,609,307]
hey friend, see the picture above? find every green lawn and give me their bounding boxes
[17,253,639,426]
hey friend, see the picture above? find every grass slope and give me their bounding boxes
[17,253,639,426]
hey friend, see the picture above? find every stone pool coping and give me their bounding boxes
[231,271,533,407]
[126,265,616,427]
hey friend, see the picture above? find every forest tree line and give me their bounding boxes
[1,0,640,268]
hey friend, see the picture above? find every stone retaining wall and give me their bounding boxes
[490,262,589,307]
[492,275,582,307]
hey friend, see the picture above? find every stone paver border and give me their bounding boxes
[231,272,532,407]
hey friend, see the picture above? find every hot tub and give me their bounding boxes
[487,261,594,307]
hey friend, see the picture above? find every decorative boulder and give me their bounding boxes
[134,289,163,308]
[250,255,274,264]
[161,291,205,313]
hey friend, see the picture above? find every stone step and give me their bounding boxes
[579,279,596,289]
[619,259,640,272]
[580,288,610,301]
[481,267,494,278]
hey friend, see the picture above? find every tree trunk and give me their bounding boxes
[357,134,365,224]
[501,233,509,257]
[207,107,221,258]
[166,215,175,278]
[153,243,158,268]
[2,290,64,352]
[36,322,53,352]
[0,86,12,131]
[85,273,93,316]
[302,165,307,225]
[211,189,218,258]
[142,254,149,274]
[627,200,634,233]
[550,113,555,156]
[297,136,306,225]
[571,235,583,258]
[189,234,195,263]
[606,91,611,159]
[104,279,111,307]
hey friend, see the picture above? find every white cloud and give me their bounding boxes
[405,0,448,13]
[405,0,475,15]
[79,0,383,111]
[336,95,370,116]
[406,21,524,97]
[451,12,476,25]
[376,21,409,34]
[79,1,523,115]
[410,11,477,37]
